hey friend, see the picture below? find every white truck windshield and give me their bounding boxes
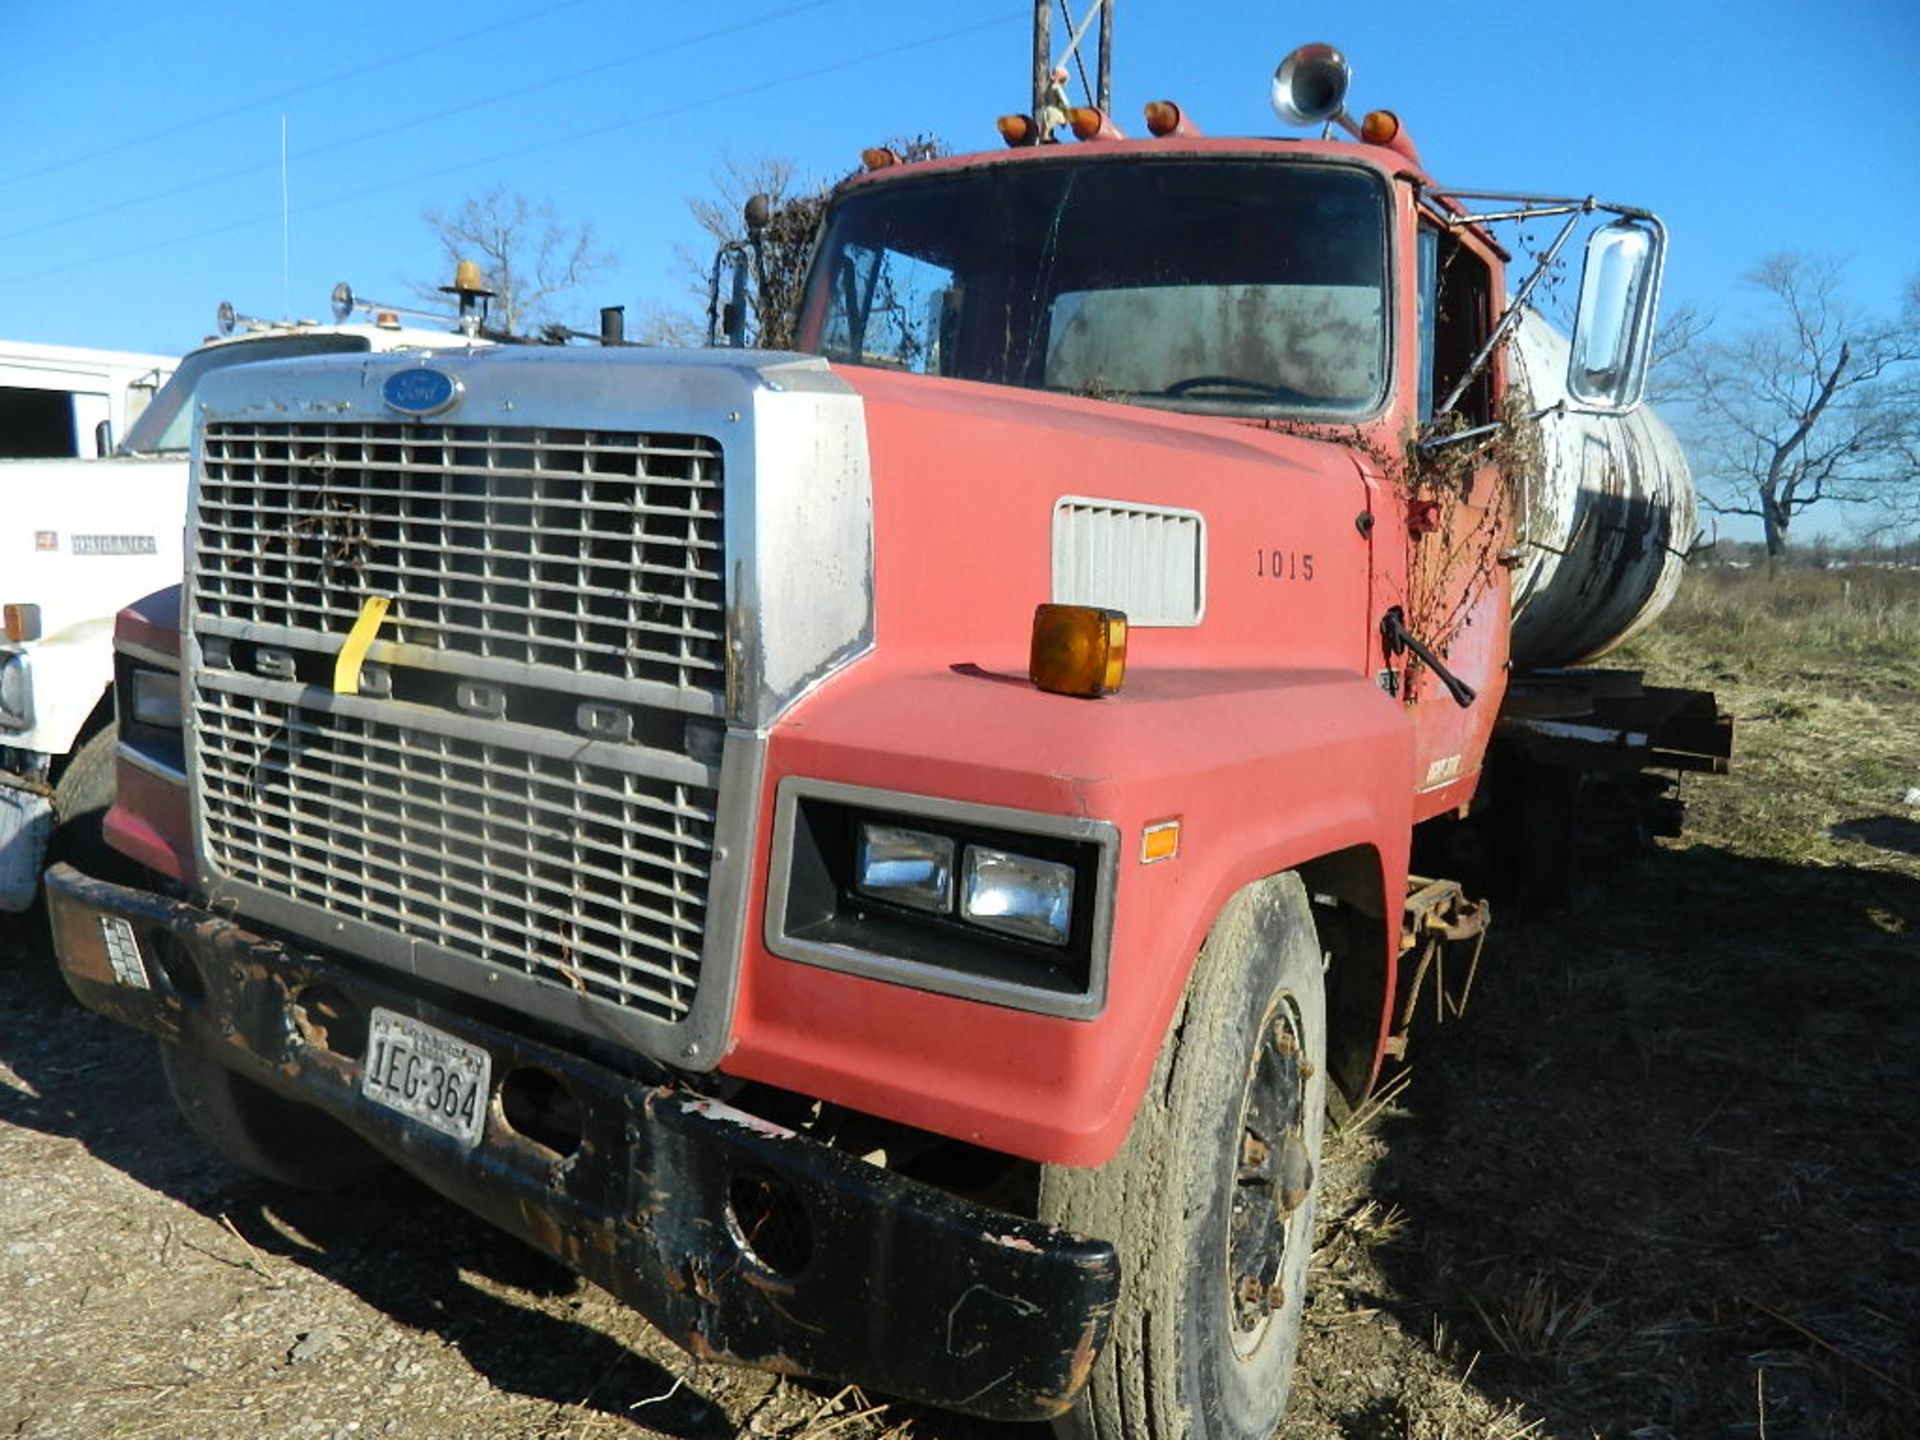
[121,333,370,454]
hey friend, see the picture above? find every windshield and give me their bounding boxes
[120,333,370,454]
[801,157,1390,417]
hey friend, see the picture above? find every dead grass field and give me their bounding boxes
[3,565,1916,1440]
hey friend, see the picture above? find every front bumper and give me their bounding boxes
[45,864,1118,1419]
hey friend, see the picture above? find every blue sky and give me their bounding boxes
[2,0,1915,360]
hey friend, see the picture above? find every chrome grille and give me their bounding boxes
[195,421,725,692]
[195,683,715,1022]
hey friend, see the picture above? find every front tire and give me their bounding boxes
[1041,873,1328,1440]
[50,725,122,879]
[160,1041,389,1192]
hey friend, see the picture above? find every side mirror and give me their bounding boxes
[706,242,752,348]
[1567,216,1665,413]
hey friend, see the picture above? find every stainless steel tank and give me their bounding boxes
[1505,307,1696,669]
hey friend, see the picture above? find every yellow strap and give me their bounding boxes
[333,595,393,695]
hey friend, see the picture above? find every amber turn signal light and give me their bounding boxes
[1030,604,1128,698]
[861,147,900,171]
[3,603,41,643]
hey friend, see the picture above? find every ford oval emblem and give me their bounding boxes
[382,367,461,417]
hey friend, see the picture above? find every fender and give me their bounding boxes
[1,616,114,760]
[724,660,1413,1167]
[100,586,190,881]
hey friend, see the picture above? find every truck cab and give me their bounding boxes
[0,339,173,459]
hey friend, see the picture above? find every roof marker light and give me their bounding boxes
[861,146,900,171]
[997,113,1039,147]
[1143,101,1200,138]
[1069,107,1125,142]
[1360,110,1401,145]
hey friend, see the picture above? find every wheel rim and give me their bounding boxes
[1226,990,1315,1356]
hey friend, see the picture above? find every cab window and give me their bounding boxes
[1417,220,1493,427]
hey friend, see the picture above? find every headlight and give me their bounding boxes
[961,846,1075,947]
[771,781,1118,1018]
[855,824,955,913]
[129,667,183,729]
[113,651,187,778]
[0,650,32,730]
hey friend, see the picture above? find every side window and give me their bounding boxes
[1418,220,1493,427]
[818,244,956,375]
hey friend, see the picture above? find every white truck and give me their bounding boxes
[1,290,489,910]
[0,339,175,459]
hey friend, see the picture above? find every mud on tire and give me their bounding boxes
[1041,872,1328,1440]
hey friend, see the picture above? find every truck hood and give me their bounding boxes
[832,366,1379,684]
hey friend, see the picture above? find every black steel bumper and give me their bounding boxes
[44,863,1118,1420]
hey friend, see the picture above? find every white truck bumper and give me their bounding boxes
[0,778,54,912]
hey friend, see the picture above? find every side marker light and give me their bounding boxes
[1030,604,1127,698]
[1141,820,1181,864]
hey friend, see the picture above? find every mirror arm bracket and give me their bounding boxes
[1432,203,1589,421]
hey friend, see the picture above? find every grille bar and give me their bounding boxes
[196,421,727,690]
[190,417,730,1028]
[196,683,715,1021]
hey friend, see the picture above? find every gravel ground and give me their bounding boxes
[4,582,1916,1439]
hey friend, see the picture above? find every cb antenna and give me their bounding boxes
[1031,0,1113,135]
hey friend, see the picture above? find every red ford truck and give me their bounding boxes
[46,38,1728,1440]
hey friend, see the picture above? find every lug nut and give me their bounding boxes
[1277,1132,1315,1214]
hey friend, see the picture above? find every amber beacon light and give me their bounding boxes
[1030,604,1128,698]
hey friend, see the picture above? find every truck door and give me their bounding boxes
[1399,218,1512,809]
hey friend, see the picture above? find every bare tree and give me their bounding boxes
[672,151,823,349]
[677,138,945,349]
[416,186,617,336]
[1645,301,1710,405]
[1669,253,1920,559]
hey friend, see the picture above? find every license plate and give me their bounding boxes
[361,1008,491,1148]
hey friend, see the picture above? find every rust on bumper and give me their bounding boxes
[45,863,1119,1421]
